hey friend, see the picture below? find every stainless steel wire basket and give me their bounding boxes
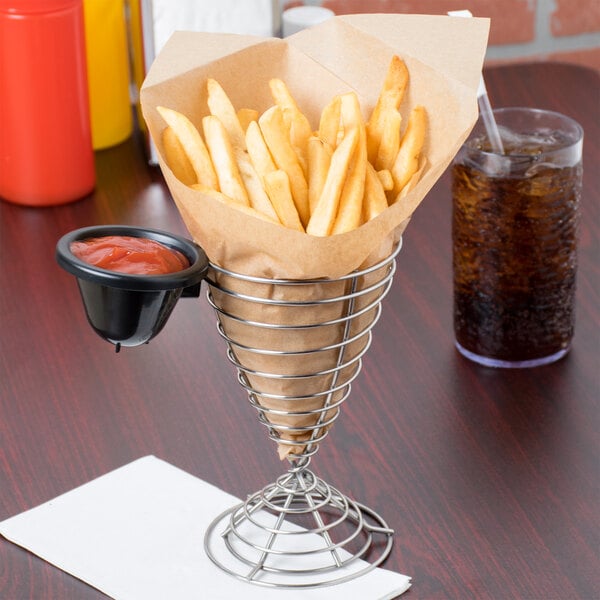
[203,241,401,588]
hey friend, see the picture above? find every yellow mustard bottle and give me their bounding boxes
[126,0,146,137]
[83,0,133,149]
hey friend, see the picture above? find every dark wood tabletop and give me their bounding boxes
[1,62,598,600]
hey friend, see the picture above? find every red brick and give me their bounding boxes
[321,0,536,44]
[551,0,600,36]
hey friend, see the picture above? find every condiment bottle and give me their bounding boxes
[83,0,133,149]
[0,0,95,206]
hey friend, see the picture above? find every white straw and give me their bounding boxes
[448,10,505,154]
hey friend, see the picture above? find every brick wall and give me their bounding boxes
[283,0,600,71]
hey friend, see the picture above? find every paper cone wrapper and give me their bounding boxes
[140,14,489,458]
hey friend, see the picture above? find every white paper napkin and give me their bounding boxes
[0,456,411,600]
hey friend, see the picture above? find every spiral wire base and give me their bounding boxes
[204,243,401,588]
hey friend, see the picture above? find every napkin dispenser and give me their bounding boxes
[128,0,281,165]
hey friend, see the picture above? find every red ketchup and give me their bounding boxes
[70,236,190,275]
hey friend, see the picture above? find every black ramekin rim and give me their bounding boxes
[56,225,209,291]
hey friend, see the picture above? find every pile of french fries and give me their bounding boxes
[157,55,426,237]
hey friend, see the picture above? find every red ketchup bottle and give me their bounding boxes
[0,0,95,206]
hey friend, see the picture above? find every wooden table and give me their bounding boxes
[1,62,598,599]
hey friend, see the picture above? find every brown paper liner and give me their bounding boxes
[207,231,399,459]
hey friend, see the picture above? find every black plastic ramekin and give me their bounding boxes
[56,225,208,349]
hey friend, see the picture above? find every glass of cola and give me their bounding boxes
[452,107,583,368]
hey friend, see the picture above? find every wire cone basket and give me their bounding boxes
[203,242,401,588]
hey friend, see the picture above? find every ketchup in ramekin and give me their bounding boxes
[70,235,190,276]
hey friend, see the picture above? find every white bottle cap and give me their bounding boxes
[282,6,335,37]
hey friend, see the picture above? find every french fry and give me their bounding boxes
[307,136,332,214]
[245,120,277,181]
[263,170,304,232]
[377,169,394,191]
[331,93,367,235]
[318,95,342,150]
[366,55,409,164]
[206,78,246,150]
[269,78,312,175]
[393,160,427,204]
[259,106,310,227]
[192,185,279,224]
[363,163,389,222]
[243,122,283,220]
[157,106,218,190]
[306,128,358,237]
[391,105,427,198]
[374,108,401,171]
[235,148,280,221]
[161,126,197,186]
[237,108,259,132]
[202,115,249,206]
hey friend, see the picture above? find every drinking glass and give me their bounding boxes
[452,107,583,368]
